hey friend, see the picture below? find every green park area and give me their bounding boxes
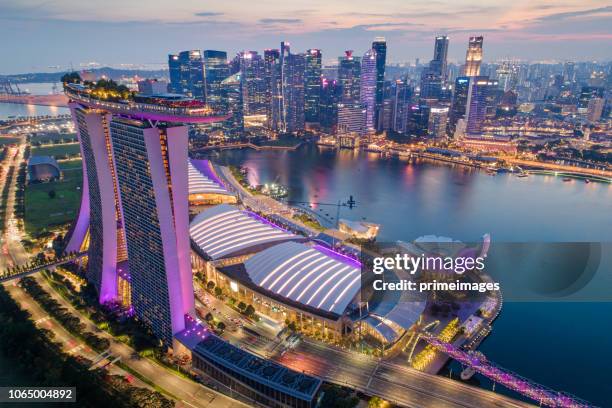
[25,161,83,236]
[0,136,21,146]
[31,143,81,159]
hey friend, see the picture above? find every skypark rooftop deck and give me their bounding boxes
[64,83,230,123]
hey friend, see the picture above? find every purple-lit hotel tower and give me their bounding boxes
[63,84,228,346]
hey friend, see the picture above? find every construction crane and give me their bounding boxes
[283,195,356,228]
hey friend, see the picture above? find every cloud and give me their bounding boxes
[259,18,302,24]
[195,12,224,17]
[534,6,612,22]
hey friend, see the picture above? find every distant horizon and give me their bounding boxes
[3,56,612,77]
[2,0,611,74]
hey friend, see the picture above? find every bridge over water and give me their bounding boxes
[422,334,593,408]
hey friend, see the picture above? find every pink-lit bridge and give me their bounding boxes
[423,334,593,408]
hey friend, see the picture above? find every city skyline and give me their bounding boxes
[1,1,612,73]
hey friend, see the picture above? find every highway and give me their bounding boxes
[194,282,533,408]
[277,337,532,408]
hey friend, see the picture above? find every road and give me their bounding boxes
[0,141,29,271]
[499,156,612,179]
[3,280,150,388]
[196,282,533,408]
[278,338,532,408]
[19,275,248,408]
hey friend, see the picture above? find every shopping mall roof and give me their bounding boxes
[189,204,298,260]
[244,241,362,316]
[188,159,231,196]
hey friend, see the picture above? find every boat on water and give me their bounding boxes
[585,179,591,184]
[562,177,572,182]
[517,173,528,178]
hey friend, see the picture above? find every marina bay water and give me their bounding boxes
[0,83,69,120]
[214,144,612,406]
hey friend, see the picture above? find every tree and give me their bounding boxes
[238,301,247,311]
[216,322,226,333]
[369,396,387,408]
[206,281,215,291]
[204,313,213,322]
[245,304,255,317]
[214,287,222,297]
[61,72,82,84]
[48,190,56,199]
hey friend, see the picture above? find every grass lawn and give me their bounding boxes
[0,136,21,146]
[58,158,82,170]
[31,143,81,159]
[25,168,83,236]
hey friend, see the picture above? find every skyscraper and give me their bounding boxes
[420,35,449,100]
[64,84,228,346]
[168,54,181,93]
[430,36,449,82]
[319,78,340,134]
[167,50,206,100]
[337,103,366,136]
[305,49,322,123]
[360,48,377,132]
[239,51,267,115]
[462,36,484,77]
[338,51,361,103]
[203,50,229,109]
[449,77,470,136]
[465,76,495,135]
[264,49,281,131]
[372,37,387,131]
[428,107,449,139]
[392,79,413,134]
[109,118,194,346]
[220,72,244,137]
[279,43,305,134]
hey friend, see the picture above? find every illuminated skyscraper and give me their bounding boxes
[449,77,470,135]
[465,76,495,135]
[220,72,244,137]
[392,79,413,134]
[305,49,322,123]
[431,36,449,82]
[264,49,281,130]
[338,51,361,103]
[278,42,305,133]
[462,36,483,77]
[360,48,377,132]
[64,84,227,346]
[428,107,449,139]
[337,103,366,136]
[319,78,340,134]
[203,50,229,109]
[168,54,181,93]
[372,37,387,131]
[421,36,449,100]
[239,51,267,115]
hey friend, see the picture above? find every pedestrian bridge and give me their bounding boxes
[0,251,87,283]
[421,333,592,408]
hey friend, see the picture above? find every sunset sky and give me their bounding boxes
[1,0,611,73]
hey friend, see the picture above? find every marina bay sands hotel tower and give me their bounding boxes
[63,83,228,345]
